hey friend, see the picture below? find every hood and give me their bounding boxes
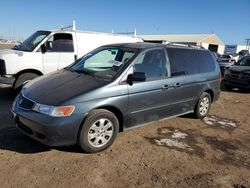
[229,65,250,72]
[0,49,24,58]
[22,69,108,105]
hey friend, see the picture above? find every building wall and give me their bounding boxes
[236,45,250,53]
[201,42,209,49]
[217,45,225,54]
[200,42,225,54]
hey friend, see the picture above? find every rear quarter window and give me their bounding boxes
[196,50,216,73]
[167,48,216,77]
[167,48,199,76]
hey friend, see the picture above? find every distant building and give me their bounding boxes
[140,33,225,54]
[224,45,250,54]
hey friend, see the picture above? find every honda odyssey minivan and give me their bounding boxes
[12,43,221,153]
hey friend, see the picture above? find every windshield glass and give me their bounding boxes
[235,57,250,66]
[68,47,138,80]
[13,31,51,52]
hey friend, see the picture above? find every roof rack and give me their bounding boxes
[165,42,204,49]
[60,20,76,31]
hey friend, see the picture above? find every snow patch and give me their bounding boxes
[154,138,193,151]
[171,130,188,139]
[203,116,238,128]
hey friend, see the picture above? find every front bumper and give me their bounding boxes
[12,100,85,147]
[223,76,250,89]
[0,76,15,87]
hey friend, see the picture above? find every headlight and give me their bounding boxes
[32,103,75,117]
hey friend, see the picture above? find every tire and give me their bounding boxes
[14,73,39,90]
[78,109,119,153]
[193,92,211,119]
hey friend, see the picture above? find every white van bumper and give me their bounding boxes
[0,76,15,88]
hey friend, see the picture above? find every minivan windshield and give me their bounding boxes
[235,57,250,66]
[13,31,51,52]
[68,47,138,80]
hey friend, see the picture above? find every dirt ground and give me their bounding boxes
[0,43,15,49]
[0,86,249,188]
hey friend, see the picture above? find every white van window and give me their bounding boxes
[45,33,74,52]
[13,31,51,52]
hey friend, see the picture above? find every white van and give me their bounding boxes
[0,26,142,89]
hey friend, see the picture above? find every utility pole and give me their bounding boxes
[246,38,250,50]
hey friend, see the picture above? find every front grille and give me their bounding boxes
[230,70,240,78]
[242,72,250,79]
[19,94,35,110]
[0,59,6,76]
[230,70,250,80]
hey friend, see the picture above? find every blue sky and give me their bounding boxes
[0,0,249,45]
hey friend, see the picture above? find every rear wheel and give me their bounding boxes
[78,109,119,153]
[14,73,39,90]
[193,92,211,119]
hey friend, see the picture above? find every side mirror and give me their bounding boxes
[40,44,46,54]
[127,72,146,85]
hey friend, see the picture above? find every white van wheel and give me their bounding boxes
[14,73,39,89]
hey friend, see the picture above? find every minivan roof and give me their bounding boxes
[103,42,208,51]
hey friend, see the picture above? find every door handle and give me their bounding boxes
[174,83,181,87]
[162,84,169,90]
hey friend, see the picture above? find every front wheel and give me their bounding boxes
[14,73,39,90]
[78,109,119,153]
[193,92,211,119]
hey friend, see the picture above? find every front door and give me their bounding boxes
[42,33,75,74]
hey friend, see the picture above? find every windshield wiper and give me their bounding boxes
[74,69,93,75]
[65,67,95,77]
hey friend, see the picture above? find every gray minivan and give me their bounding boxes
[12,43,221,153]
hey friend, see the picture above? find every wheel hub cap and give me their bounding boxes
[199,97,209,116]
[88,118,114,148]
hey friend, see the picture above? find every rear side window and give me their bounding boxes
[167,48,215,77]
[167,48,199,76]
[196,51,216,73]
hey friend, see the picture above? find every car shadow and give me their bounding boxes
[0,87,17,130]
[220,83,250,94]
[0,126,84,154]
[0,127,50,153]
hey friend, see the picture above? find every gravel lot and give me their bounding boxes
[0,85,249,188]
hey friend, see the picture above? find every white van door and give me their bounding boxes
[42,33,75,73]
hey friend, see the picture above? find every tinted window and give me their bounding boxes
[196,50,216,73]
[167,48,199,76]
[46,33,74,52]
[168,48,215,76]
[133,49,166,79]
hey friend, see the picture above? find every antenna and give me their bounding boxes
[134,28,137,37]
[60,20,76,31]
[72,20,76,31]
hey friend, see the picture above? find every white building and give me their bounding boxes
[141,33,225,54]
